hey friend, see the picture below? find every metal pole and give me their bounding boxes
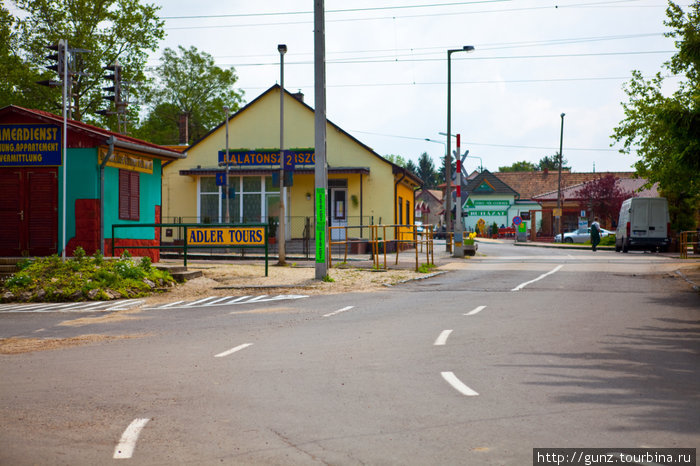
[278,44,287,265]
[446,49,453,252]
[224,106,230,223]
[445,46,474,253]
[454,133,464,256]
[557,113,565,241]
[314,0,328,280]
[61,39,68,260]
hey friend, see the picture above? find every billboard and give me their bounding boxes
[0,124,61,166]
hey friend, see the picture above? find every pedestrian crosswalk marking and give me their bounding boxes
[0,295,308,313]
[143,294,308,310]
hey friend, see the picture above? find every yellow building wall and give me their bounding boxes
[163,87,415,241]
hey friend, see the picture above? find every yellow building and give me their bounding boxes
[162,85,420,247]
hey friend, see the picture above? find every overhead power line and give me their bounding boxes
[350,130,619,152]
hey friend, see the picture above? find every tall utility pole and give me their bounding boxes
[224,106,230,223]
[314,0,328,280]
[556,113,566,241]
[278,44,287,265]
[61,40,68,260]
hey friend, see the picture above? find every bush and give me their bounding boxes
[1,253,175,302]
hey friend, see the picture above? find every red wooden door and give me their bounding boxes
[0,168,58,256]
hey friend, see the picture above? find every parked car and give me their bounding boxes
[554,227,612,243]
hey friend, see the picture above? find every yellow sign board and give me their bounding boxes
[553,208,562,217]
[99,147,154,174]
[188,227,265,246]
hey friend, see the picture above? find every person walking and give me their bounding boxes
[590,217,601,252]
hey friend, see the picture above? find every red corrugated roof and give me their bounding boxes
[0,105,185,159]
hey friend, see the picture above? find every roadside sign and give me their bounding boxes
[187,227,265,246]
[512,216,522,225]
[215,172,226,186]
[553,208,562,217]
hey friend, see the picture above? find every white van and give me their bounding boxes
[615,197,670,252]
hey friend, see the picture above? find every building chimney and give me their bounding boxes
[293,91,304,102]
[178,113,189,145]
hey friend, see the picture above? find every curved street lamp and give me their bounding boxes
[446,45,475,255]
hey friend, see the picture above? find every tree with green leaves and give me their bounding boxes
[416,152,438,188]
[537,154,569,171]
[498,160,537,172]
[4,0,164,125]
[133,45,244,145]
[384,154,407,167]
[612,0,700,231]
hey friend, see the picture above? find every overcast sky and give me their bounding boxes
[150,0,685,174]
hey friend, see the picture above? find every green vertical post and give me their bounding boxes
[315,188,327,265]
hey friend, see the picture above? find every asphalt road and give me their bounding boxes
[1,243,698,465]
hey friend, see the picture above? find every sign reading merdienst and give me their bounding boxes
[187,227,266,246]
[0,124,61,166]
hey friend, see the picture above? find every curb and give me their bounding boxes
[384,270,448,287]
[675,269,700,292]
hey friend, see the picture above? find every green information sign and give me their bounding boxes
[315,188,327,263]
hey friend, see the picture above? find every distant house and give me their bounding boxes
[439,169,648,238]
[533,176,658,231]
[414,189,443,229]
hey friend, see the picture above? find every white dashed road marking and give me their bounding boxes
[215,343,253,358]
[323,306,354,318]
[511,265,564,291]
[441,372,479,396]
[113,418,150,459]
[464,305,486,316]
[434,330,453,346]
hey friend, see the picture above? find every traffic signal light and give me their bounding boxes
[46,40,66,79]
[37,40,66,87]
[102,61,122,104]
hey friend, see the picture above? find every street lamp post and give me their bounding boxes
[556,112,565,241]
[446,45,474,255]
[224,106,230,223]
[278,44,287,265]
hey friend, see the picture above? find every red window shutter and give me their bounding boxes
[119,170,129,219]
[130,171,140,220]
[119,170,140,220]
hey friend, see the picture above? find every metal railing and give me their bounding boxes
[327,224,434,271]
[111,222,269,275]
[680,231,699,259]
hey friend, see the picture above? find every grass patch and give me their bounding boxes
[1,248,175,302]
[418,263,437,273]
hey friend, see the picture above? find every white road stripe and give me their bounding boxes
[511,265,564,291]
[441,371,479,396]
[465,305,486,316]
[154,300,185,309]
[222,296,252,305]
[323,306,354,318]
[113,418,150,459]
[107,300,144,311]
[184,296,219,306]
[434,330,453,346]
[202,296,232,306]
[215,343,253,358]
